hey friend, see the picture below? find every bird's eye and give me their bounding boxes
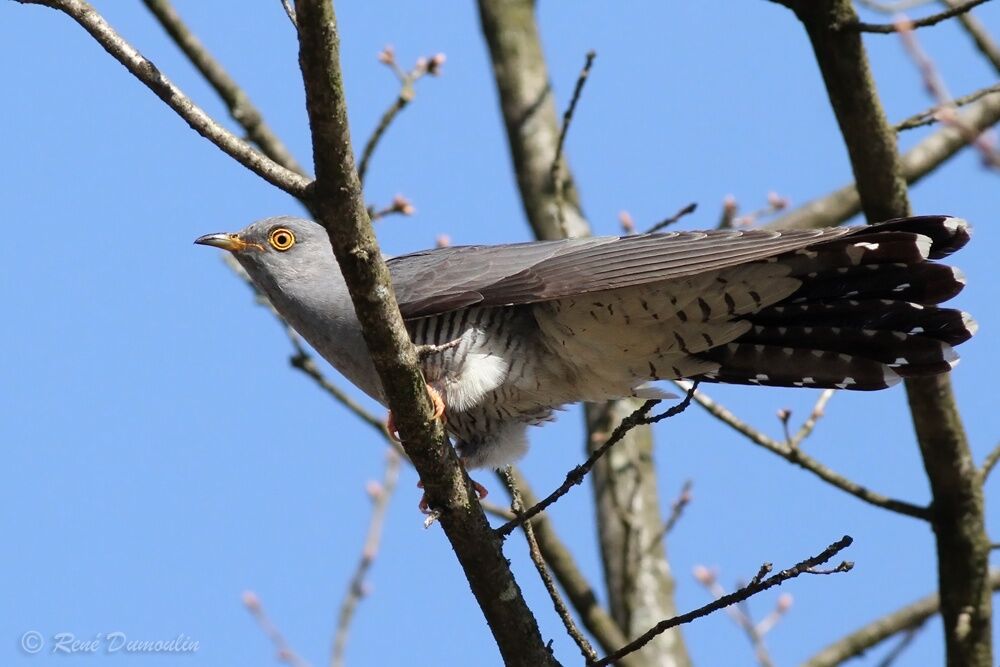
[268,228,295,251]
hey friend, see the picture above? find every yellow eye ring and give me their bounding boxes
[268,227,295,251]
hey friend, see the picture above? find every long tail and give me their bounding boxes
[696,215,976,390]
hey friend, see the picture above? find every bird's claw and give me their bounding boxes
[417,474,489,514]
[385,383,446,442]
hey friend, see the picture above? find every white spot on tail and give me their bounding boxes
[962,312,979,337]
[913,235,932,259]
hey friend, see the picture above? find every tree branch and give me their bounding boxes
[503,468,599,664]
[591,536,855,667]
[15,0,312,199]
[672,381,929,519]
[552,49,596,231]
[477,3,692,663]
[803,570,1000,667]
[944,0,1000,71]
[142,0,308,176]
[766,90,1000,230]
[497,385,698,539]
[782,2,992,664]
[895,83,1000,131]
[843,0,994,33]
[330,449,400,667]
[292,1,556,663]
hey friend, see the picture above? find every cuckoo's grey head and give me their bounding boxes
[194,216,348,311]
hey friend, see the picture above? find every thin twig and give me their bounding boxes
[945,0,1000,71]
[17,0,312,199]
[802,570,1000,667]
[895,83,1000,130]
[896,15,1000,168]
[644,202,698,234]
[874,624,926,667]
[552,50,596,232]
[644,480,693,555]
[671,380,930,520]
[591,536,855,667]
[243,591,311,667]
[494,467,635,662]
[790,389,835,448]
[143,0,308,176]
[502,468,599,663]
[844,0,994,32]
[980,441,1000,480]
[358,95,410,186]
[496,383,698,538]
[331,449,401,667]
[357,50,443,186]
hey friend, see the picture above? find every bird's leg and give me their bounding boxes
[416,459,489,514]
[384,383,446,442]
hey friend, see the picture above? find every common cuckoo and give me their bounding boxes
[196,215,975,469]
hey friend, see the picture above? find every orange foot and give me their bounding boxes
[417,464,489,514]
[385,384,446,442]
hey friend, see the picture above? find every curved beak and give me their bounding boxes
[194,233,250,252]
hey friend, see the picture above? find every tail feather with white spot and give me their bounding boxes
[694,216,975,391]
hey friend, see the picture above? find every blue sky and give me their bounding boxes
[2,1,998,665]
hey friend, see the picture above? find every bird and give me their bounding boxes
[196,214,975,471]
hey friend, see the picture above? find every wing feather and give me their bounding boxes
[390,227,857,319]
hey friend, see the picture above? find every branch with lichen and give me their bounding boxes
[291,2,556,664]
[777,2,992,664]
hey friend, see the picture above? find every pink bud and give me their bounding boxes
[242,590,261,612]
[377,45,395,65]
[693,565,715,585]
[618,211,635,234]
[777,593,793,612]
[365,480,384,500]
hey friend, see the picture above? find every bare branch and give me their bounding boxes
[644,481,694,555]
[789,389,835,448]
[292,2,556,663]
[843,0,994,33]
[803,570,1000,667]
[592,536,855,667]
[497,467,638,663]
[357,49,443,186]
[143,0,308,176]
[496,384,698,539]
[980,442,1000,481]
[502,468,599,664]
[895,83,1000,131]
[16,0,312,199]
[243,591,310,667]
[766,91,1000,230]
[944,0,1000,71]
[780,2,992,663]
[552,50,596,231]
[644,202,699,234]
[672,381,930,519]
[331,449,400,667]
